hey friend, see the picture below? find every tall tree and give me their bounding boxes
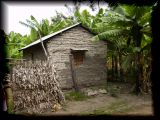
[93,4,152,94]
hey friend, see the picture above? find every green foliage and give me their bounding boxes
[121,54,134,71]
[78,5,152,94]
[7,5,152,94]
[41,19,50,36]
[30,28,38,41]
[107,84,121,97]
[65,91,88,101]
[7,9,76,59]
[75,9,93,30]
[103,100,131,114]
[77,5,152,90]
[5,32,24,59]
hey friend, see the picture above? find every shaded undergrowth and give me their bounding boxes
[65,91,89,101]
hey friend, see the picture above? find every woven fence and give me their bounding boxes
[10,60,65,113]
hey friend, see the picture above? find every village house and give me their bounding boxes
[20,23,107,89]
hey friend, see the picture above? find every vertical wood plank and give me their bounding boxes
[69,54,80,92]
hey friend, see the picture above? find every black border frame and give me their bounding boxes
[0,0,159,119]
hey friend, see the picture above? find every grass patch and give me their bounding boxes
[104,100,133,114]
[92,109,106,115]
[107,83,121,97]
[81,100,134,115]
[65,91,89,101]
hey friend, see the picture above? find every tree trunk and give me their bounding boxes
[4,85,13,113]
[111,55,114,81]
[134,52,144,94]
[0,84,7,112]
[139,53,145,92]
[119,54,124,82]
[37,31,48,58]
[132,24,143,95]
[135,53,141,95]
[115,56,118,81]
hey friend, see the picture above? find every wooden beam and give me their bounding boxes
[69,54,80,92]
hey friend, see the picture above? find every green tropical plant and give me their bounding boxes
[96,5,152,94]
[76,4,152,94]
[6,32,24,58]
[19,14,76,57]
[19,15,48,57]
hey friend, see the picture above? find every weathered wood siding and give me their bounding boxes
[47,26,107,89]
[23,25,107,89]
[23,44,47,61]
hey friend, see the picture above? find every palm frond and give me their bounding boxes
[141,34,152,49]
[19,21,35,29]
[30,15,40,28]
[138,12,151,26]
[140,26,152,37]
[50,20,66,33]
[92,23,110,33]
[96,8,104,17]
[113,5,125,16]
[120,4,137,19]
[93,29,128,41]
[30,28,38,41]
[26,19,36,28]
[134,6,151,21]
[101,14,133,28]
[41,19,50,36]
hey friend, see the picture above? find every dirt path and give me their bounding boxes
[44,93,153,115]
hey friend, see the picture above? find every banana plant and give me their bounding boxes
[94,4,152,94]
[6,32,24,59]
[19,15,48,57]
[76,4,152,94]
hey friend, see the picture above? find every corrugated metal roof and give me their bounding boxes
[19,23,81,51]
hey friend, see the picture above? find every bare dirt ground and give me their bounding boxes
[47,94,153,115]
[43,82,153,116]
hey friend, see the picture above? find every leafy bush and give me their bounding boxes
[65,91,88,101]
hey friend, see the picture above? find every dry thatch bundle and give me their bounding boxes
[11,60,65,113]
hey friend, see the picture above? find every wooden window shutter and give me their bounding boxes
[72,52,85,66]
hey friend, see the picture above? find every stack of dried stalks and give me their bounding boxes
[11,60,65,113]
